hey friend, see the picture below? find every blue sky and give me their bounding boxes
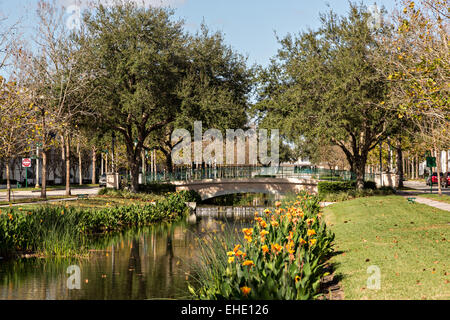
[1,0,398,69]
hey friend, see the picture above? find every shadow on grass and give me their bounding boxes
[318,250,346,300]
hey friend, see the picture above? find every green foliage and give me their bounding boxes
[0,191,192,257]
[318,180,380,195]
[189,193,335,300]
[138,183,177,194]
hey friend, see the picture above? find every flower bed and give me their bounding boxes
[189,193,335,300]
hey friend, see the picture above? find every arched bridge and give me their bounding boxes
[172,178,318,200]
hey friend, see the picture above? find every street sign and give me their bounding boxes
[426,156,436,168]
[22,158,32,168]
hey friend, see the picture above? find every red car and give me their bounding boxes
[427,172,449,187]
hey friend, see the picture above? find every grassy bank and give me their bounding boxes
[323,195,450,299]
[0,190,199,259]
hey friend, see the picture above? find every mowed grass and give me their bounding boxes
[418,194,450,205]
[16,195,166,210]
[323,195,450,300]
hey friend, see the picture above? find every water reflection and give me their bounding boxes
[0,211,252,300]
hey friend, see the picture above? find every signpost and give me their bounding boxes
[426,156,436,194]
[22,158,32,188]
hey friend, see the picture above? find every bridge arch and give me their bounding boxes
[173,178,318,201]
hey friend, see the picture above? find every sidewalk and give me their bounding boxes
[397,181,450,212]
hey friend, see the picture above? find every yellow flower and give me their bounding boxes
[244,235,253,243]
[271,220,279,227]
[275,201,282,208]
[61,210,64,215]
[240,286,251,297]
[227,251,235,257]
[307,229,316,237]
[259,220,268,229]
[271,243,283,254]
[261,245,269,254]
[228,256,235,264]
[8,213,13,221]
[299,238,306,245]
[242,228,253,236]
[295,275,301,283]
[260,230,269,236]
[309,239,317,246]
[233,244,241,253]
[242,260,254,267]
[306,218,315,225]
[235,250,246,258]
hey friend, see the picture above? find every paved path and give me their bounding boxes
[397,181,450,212]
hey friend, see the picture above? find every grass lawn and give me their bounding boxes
[0,195,77,206]
[418,194,450,205]
[323,195,450,300]
[0,184,99,192]
[13,194,166,210]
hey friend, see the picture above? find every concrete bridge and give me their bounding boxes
[173,178,318,200]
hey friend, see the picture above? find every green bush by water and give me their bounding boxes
[0,190,197,258]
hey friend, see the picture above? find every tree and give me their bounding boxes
[379,0,449,194]
[255,3,398,189]
[16,1,97,197]
[0,78,36,202]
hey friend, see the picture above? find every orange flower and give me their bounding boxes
[242,260,255,267]
[306,218,315,226]
[264,209,271,215]
[299,238,307,245]
[235,250,246,258]
[259,219,268,229]
[271,220,279,227]
[260,230,269,236]
[244,235,253,243]
[233,244,241,253]
[8,213,13,221]
[275,201,282,208]
[295,275,301,283]
[271,243,283,254]
[240,286,251,297]
[261,245,269,254]
[242,228,253,237]
[307,229,316,237]
[309,239,317,246]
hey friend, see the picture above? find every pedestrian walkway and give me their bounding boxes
[411,196,450,212]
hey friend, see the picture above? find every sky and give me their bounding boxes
[1,0,399,70]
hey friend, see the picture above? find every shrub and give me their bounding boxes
[0,191,193,258]
[318,181,355,195]
[189,193,335,300]
[138,183,176,194]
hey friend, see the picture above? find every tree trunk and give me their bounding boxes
[396,142,404,188]
[5,161,11,202]
[61,135,66,186]
[415,155,419,179]
[354,156,366,190]
[65,135,71,196]
[78,142,82,186]
[130,160,140,193]
[41,150,47,199]
[92,146,97,184]
[435,147,442,195]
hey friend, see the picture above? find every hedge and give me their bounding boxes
[318,180,377,195]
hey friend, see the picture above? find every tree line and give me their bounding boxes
[0,0,448,201]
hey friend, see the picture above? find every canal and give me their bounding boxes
[0,205,263,300]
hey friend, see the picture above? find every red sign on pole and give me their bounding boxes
[22,158,32,168]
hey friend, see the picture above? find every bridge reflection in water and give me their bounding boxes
[195,206,271,220]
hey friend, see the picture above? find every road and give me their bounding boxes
[403,180,450,195]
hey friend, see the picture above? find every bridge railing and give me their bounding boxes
[140,166,369,183]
